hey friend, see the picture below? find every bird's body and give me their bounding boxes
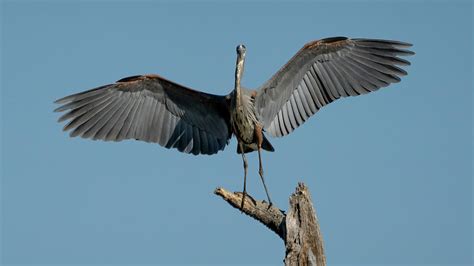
[55,37,414,207]
[230,88,257,146]
[229,87,275,152]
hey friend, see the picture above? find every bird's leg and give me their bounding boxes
[239,142,248,210]
[257,147,272,205]
[255,124,272,205]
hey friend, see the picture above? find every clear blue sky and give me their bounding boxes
[1,1,472,265]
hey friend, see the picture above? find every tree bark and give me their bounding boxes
[214,182,326,266]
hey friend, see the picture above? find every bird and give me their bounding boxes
[54,36,414,208]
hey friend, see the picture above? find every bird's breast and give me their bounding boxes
[231,98,259,144]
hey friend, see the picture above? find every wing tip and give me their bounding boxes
[54,104,70,112]
[353,38,413,47]
[54,96,71,105]
[352,38,415,56]
[57,115,68,123]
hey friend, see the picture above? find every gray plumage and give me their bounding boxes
[55,37,414,207]
[254,37,413,137]
[55,74,230,155]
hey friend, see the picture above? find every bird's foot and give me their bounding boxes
[262,199,273,209]
[240,191,247,211]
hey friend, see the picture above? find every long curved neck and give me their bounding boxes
[234,52,245,107]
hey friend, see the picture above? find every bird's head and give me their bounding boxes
[236,44,246,59]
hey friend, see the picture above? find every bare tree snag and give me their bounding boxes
[214,182,326,266]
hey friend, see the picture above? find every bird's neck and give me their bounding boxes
[235,86,242,108]
[234,59,245,108]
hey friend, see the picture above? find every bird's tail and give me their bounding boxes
[261,134,275,152]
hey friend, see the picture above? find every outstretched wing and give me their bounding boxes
[55,74,231,155]
[255,37,414,137]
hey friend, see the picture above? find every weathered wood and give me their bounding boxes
[214,182,326,266]
[214,188,286,238]
[284,183,326,266]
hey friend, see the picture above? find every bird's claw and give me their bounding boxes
[240,191,247,211]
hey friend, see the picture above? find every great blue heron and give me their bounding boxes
[55,37,413,208]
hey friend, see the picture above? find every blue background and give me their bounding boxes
[1,1,472,265]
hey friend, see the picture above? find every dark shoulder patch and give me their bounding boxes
[304,36,349,50]
[320,36,348,44]
[116,75,144,83]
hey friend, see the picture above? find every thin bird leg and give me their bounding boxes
[258,147,272,205]
[239,142,248,210]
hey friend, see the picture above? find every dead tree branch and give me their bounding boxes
[214,182,326,266]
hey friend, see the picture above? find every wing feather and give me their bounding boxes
[94,95,129,140]
[314,63,340,100]
[345,55,395,85]
[84,96,124,139]
[55,74,231,155]
[307,68,328,107]
[301,76,319,112]
[191,127,201,155]
[105,94,136,141]
[321,63,347,97]
[294,86,310,120]
[124,94,144,140]
[199,128,209,154]
[342,57,383,90]
[158,103,172,146]
[288,100,298,130]
[255,37,413,137]
[68,95,118,137]
[290,94,303,126]
[277,111,287,136]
